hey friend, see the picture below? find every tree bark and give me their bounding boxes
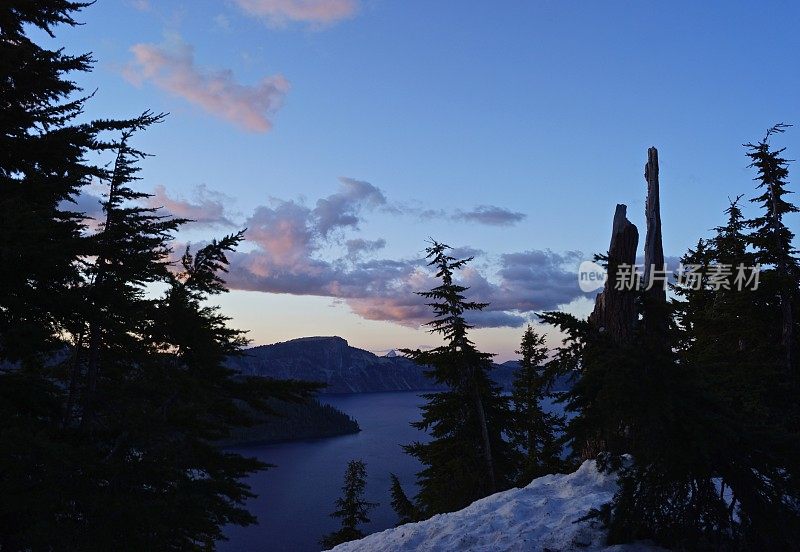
[643,147,668,342]
[472,386,496,494]
[583,204,638,459]
[588,204,639,345]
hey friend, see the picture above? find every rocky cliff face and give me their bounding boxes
[227,336,573,394]
[227,336,446,393]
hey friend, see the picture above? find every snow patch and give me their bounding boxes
[329,460,665,552]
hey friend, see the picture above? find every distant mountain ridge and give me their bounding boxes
[227,336,573,394]
[227,336,446,393]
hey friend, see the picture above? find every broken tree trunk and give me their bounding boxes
[582,203,638,459]
[472,385,496,494]
[643,147,669,342]
[588,204,639,345]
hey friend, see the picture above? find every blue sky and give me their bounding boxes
[54,0,800,359]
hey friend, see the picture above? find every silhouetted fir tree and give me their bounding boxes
[672,198,768,416]
[0,0,103,364]
[321,460,377,549]
[0,3,138,547]
[670,238,713,358]
[62,112,184,428]
[398,241,515,516]
[745,124,800,374]
[539,305,641,461]
[544,273,750,549]
[731,126,800,546]
[607,137,800,549]
[388,473,421,525]
[551,130,800,551]
[509,325,565,484]
[598,199,752,549]
[0,3,317,548]
[65,117,317,550]
[739,125,800,450]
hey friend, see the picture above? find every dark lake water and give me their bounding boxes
[219,391,430,552]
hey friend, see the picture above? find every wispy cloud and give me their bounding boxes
[392,201,527,227]
[144,184,236,228]
[454,205,527,226]
[314,177,387,236]
[345,238,386,260]
[128,0,150,12]
[214,14,232,31]
[232,0,358,27]
[124,37,289,132]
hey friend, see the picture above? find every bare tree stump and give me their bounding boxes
[589,204,639,345]
[643,147,668,340]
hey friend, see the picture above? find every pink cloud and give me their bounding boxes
[125,39,289,132]
[246,200,315,268]
[215,180,587,329]
[232,0,358,26]
[144,184,236,227]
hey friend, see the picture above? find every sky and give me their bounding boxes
[51,0,800,360]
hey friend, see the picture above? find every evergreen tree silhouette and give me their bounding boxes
[745,124,799,373]
[542,131,800,550]
[321,460,377,549]
[399,240,514,516]
[0,3,318,548]
[509,325,565,484]
[388,473,420,525]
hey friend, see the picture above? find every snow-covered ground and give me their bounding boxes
[330,460,666,552]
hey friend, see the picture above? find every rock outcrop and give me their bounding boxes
[228,337,444,393]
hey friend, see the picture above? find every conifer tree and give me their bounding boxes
[672,198,765,412]
[399,241,515,516]
[3,111,318,549]
[509,325,564,484]
[539,306,638,461]
[0,3,317,548]
[0,3,143,546]
[62,112,183,428]
[544,247,751,550]
[547,132,800,551]
[670,238,713,358]
[737,125,800,439]
[389,473,421,525]
[0,0,103,363]
[745,124,799,373]
[605,139,800,549]
[321,460,377,549]
[544,134,800,550]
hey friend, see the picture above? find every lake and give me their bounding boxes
[219,391,430,552]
